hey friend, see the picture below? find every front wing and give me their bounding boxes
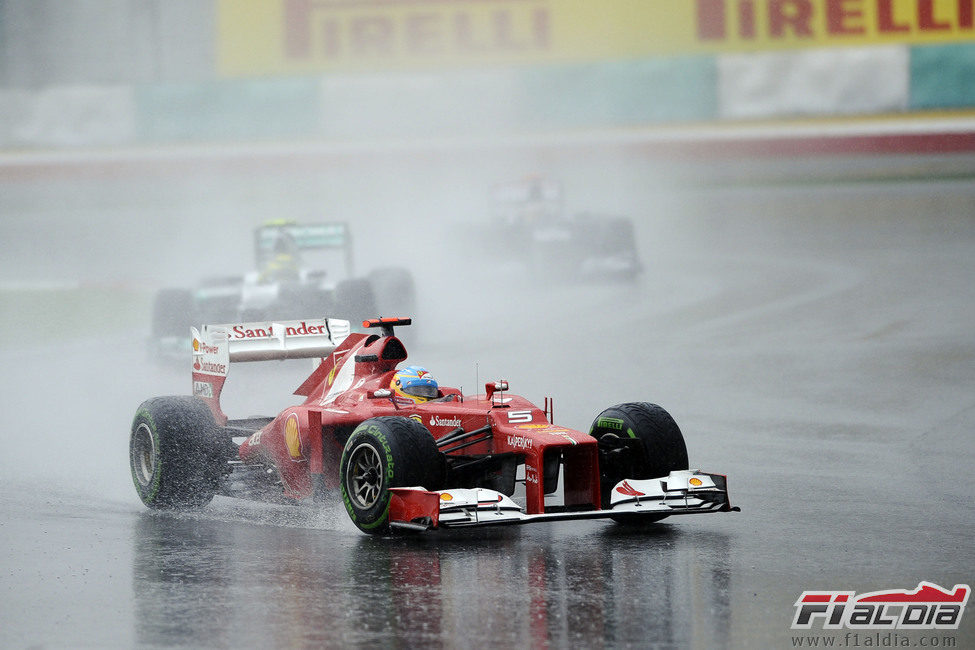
[388,470,737,532]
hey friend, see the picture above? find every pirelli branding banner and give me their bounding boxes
[217,0,975,75]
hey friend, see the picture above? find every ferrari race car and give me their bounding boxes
[475,177,642,281]
[150,221,415,360]
[130,317,736,534]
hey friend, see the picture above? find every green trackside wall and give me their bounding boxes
[136,78,323,142]
[128,46,969,144]
[1,46,973,148]
[509,57,718,129]
[910,43,975,110]
[132,56,717,142]
[1,1,973,150]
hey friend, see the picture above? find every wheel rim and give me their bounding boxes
[132,423,156,488]
[346,442,384,509]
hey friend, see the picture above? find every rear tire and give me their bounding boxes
[334,278,378,325]
[339,416,444,535]
[151,289,195,338]
[589,402,689,523]
[368,267,416,317]
[130,396,224,508]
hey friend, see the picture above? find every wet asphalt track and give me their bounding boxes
[1,150,974,648]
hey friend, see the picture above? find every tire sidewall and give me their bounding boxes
[339,416,443,535]
[590,402,689,480]
[334,278,378,324]
[129,396,220,508]
[368,267,416,314]
[340,421,396,534]
[590,402,688,523]
[130,407,164,505]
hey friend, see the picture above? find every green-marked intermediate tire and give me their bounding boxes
[130,396,223,509]
[339,416,443,535]
[589,402,689,522]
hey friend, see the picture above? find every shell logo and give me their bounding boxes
[409,414,422,424]
[192,338,200,352]
[689,477,703,487]
[285,414,303,460]
[439,493,453,502]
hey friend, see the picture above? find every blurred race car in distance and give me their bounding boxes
[481,176,642,281]
[150,221,415,360]
[130,317,737,535]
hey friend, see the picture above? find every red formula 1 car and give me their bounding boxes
[129,317,737,534]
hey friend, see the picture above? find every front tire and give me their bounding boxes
[339,416,443,535]
[589,402,689,523]
[130,396,224,508]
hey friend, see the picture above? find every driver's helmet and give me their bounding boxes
[257,232,300,284]
[390,366,439,403]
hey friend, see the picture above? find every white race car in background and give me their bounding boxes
[476,177,642,281]
[150,221,414,360]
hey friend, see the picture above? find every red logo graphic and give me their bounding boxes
[858,584,969,603]
[616,480,645,497]
[793,582,970,630]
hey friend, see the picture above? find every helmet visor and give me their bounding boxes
[404,384,438,399]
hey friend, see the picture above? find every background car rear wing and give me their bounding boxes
[254,221,354,276]
[490,177,564,222]
[190,318,350,424]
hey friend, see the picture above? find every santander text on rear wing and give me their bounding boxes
[191,318,350,424]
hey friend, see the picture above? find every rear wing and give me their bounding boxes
[191,318,351,424]
[254,222,353,275]
[490,177,563,221]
